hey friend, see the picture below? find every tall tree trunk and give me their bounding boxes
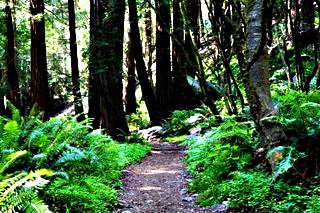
[172,0,194,110]
[156,0,173,119]
[125,30,137,115]
[245,0,286,146]
[128,0,160,125]
[88,0,100,129]
[68,0,85,121]
[289,0,305,90]
[186,0,201,48]
[30,0,51,120]
[144,6,154,89]
[95,0,129,140]
[6,1,21,110]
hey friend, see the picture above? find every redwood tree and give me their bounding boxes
[6,0,21,109]
[128,0,160,125]
[68,0,85,121]
[30,0,51,120]
[144,5,153,88]
[88,0,100,129]
[156,0,173,119]
[92,0,129,140]
[125,29,137,115]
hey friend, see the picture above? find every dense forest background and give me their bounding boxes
[1,0,320,212]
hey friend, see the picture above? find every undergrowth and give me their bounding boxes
[183,90,320,212]
[0,103,151,212]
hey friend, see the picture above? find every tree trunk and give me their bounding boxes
[128,0,160,125]
[94,0,129,140]
[245,0,286,146]
[125,30,137,115]
[156,0,173,119]
[88,0,100,129]
[30,0,51,120]
[172,0,194,110]
[68,0,85,121]
[185,0,201,48]
[6,1,21,110]
[144,6,154,89]
[5,1,21,110]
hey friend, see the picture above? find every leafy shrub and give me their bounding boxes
[273,90,320,138]
[126,101,150,130]
[184,118,254,206]
[163,109,197,133]
[215,171,310,212]
[184,91,320,211]
[0,103,151,212]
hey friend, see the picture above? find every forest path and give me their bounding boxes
[113,138,218,213]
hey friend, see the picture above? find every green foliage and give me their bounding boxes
[184,118,254,206]
[46,176,117,212]
[0,105,151,212]
[214,171,311,212]
[184,90,320,211]
[163,109,197,133]
[273,90,320,138]
[267,146,305,180]
[162,135,188,143]
[126,101,150,130]
[0,168,54,213]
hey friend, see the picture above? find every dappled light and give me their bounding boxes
[140,168,180,175]
[139,186,163,191]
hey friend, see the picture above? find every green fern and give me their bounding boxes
[0,169,54,201]
[6,101,21,125]
[0,150,28,175]
[23,193,52,213]
[55,145,88,165]
[3,120,21,147]
[267,146,304,180]
[0,107,151,212]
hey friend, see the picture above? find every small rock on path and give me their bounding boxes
[113,139,218,213]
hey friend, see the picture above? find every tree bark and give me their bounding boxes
[6,1,21,110]
[30,0,51,120]
[156,0,173,119]
[68,0,85,121]
[128,0,160,125]
[144,6,154,89]
[245,0,286,146]
[5,1,20,110]
[125,29,137,115]
[94,0,129,140]
[185,0,201,48]
[172,0,195,110]
[88,0,100,129]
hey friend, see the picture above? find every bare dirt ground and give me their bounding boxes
[113,139,221,213]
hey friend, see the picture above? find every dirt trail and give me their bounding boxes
[113,139,218,213]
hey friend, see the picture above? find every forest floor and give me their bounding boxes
[113,137,225,213]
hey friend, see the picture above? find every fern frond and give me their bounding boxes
[267,146,304,180]
[6,101,21,124]
[0,169,54,203]
[23,195,52,213]
[3,120,21,146]
[0,150,28,175]
[55,145,88,165]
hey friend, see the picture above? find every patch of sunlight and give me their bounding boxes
[161,135,188,143]
[141,168,179,175]
[139,186,162,191]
